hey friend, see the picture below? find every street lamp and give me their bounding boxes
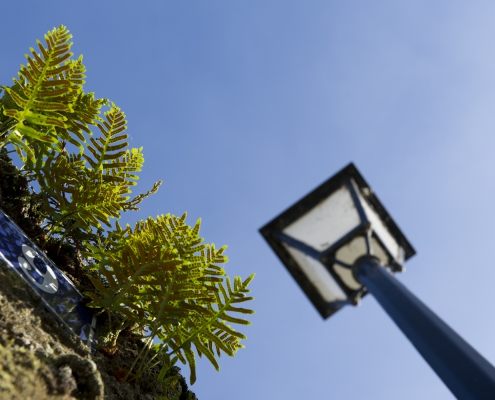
[260,163,495,400]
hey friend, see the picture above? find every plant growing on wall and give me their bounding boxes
[0,25,255,394]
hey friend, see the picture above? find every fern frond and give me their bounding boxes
[1,26,85,159]
[160,274,255,383]
[124,179,162,211]
[83,104,128,169]
[58,88,107,152]
[183,344,197,385]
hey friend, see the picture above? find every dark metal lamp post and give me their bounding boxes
[259,163,495,400]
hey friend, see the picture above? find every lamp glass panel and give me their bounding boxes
[283,244,347,302]
[355,187,402,262]
[282,185,361,251]
[370,236,389,266]
[334,265,361,290]
[333,236,366,290]
[334,236,367,265]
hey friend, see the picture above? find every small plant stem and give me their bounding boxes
[110,315,127,349]
[128,277,176,381]
[124,335,154,382]
[131,337,157,381]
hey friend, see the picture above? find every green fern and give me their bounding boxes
[83,213,227,324]
[83,214,254,384]
[1,26,93,159]
[1,25,255,389]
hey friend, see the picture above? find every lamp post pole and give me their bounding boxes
[354,256,495,399]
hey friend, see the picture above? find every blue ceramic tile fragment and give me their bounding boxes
[0,209,98,351]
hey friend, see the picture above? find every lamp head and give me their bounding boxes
[260,163,415,318]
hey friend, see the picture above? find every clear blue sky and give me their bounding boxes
[2,2,495,399]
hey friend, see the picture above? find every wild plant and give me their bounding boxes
[0,25,254,388]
